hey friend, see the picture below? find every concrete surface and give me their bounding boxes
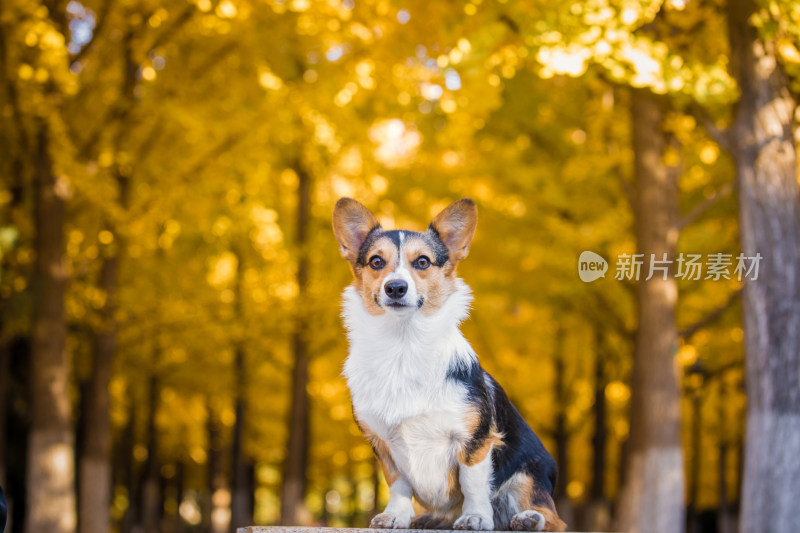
[237,526,596,533]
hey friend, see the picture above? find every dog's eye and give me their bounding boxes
[368,255,385,270]
[413,256,431,270]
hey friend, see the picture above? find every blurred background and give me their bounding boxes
[1,0,799,532]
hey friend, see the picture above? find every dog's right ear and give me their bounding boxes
[333,198,380,265]
[429,198,477,263]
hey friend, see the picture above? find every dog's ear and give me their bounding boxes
[333,198,380,265]
[429,198,477,263]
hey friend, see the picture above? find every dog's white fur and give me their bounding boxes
[342,278,497,528]
[342,278,474,425]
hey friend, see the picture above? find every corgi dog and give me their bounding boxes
[332,198,567,532]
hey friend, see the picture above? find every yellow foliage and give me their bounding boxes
[0,0,760,525]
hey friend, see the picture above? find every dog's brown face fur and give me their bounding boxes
[332,198,477,317]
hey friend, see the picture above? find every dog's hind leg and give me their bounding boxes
[507,475,566,532]
[510,502,566,532]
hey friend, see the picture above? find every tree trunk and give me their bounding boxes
[0,20,28,490]
[231,248,252,531]
[585,334,610,531]
[687,390,702,533]
[717,382,735,533]
[79,175,130,533]
[591,345,607,504]
[207,406,229,533]
[552,336,574,526]
[616,90,684,533]
[230,346,251,531]
[26,124,76,533]
[119,405,136,533]
[0,338,8,486]
[279,162,311,526]
[728,1,800,531]
[139,375,161,533]
[78,30,135,533]
[78,253,120,533]
[174,462,185,533]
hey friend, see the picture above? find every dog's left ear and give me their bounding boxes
[333,198,381,265]
[429,198,477,263]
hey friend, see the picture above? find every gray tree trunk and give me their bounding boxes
[0,338,8,487]
[231,347,252,531]
[136,374,161,533]
[552,333,574,526]
[231,248,252,531]
[279,162,311,526]
[207,405,229,533]
[616,90,684,533]
[78,31,135,533]
[26,125,76,533]
[79,255,119,533]
[728,1,800,531]
[585,332,610,532]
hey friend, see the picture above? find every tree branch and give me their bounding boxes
[191,40,239,78]
[129,130,248,220]
[498,13,520,35]
[178,132,245,180]
[678,180,735,229]
[690,103,735,154]
[145,5,196,54]
[679,289,742,342]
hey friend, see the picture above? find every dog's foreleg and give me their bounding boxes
[454,452,494,531]
[370,477,415,529]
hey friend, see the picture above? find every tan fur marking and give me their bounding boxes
[515,474,534,506]
[457,407,505,466]
[402,240,457,315]
[354,415,400,485]
[531,506,567,532]
[515,475,567,532]
[465,431,503,466]
[446,463,461,502]
[355,238,400,316]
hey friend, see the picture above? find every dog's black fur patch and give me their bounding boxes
[356,225,384,267]
[447,361,558,497]
[425,226,450,266]
[356,227,450,267]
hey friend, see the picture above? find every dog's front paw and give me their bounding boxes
[510,510,545,531]
[453,513,493,531]
[370,512,411,529]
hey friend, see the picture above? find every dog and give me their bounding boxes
[333,198,567,532]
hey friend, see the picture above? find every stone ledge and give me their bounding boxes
[236,526,596,533]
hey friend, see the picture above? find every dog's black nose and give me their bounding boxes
[384,280,408,299]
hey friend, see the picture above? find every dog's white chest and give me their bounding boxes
[341,280,478,512]
[357,403,469,511]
